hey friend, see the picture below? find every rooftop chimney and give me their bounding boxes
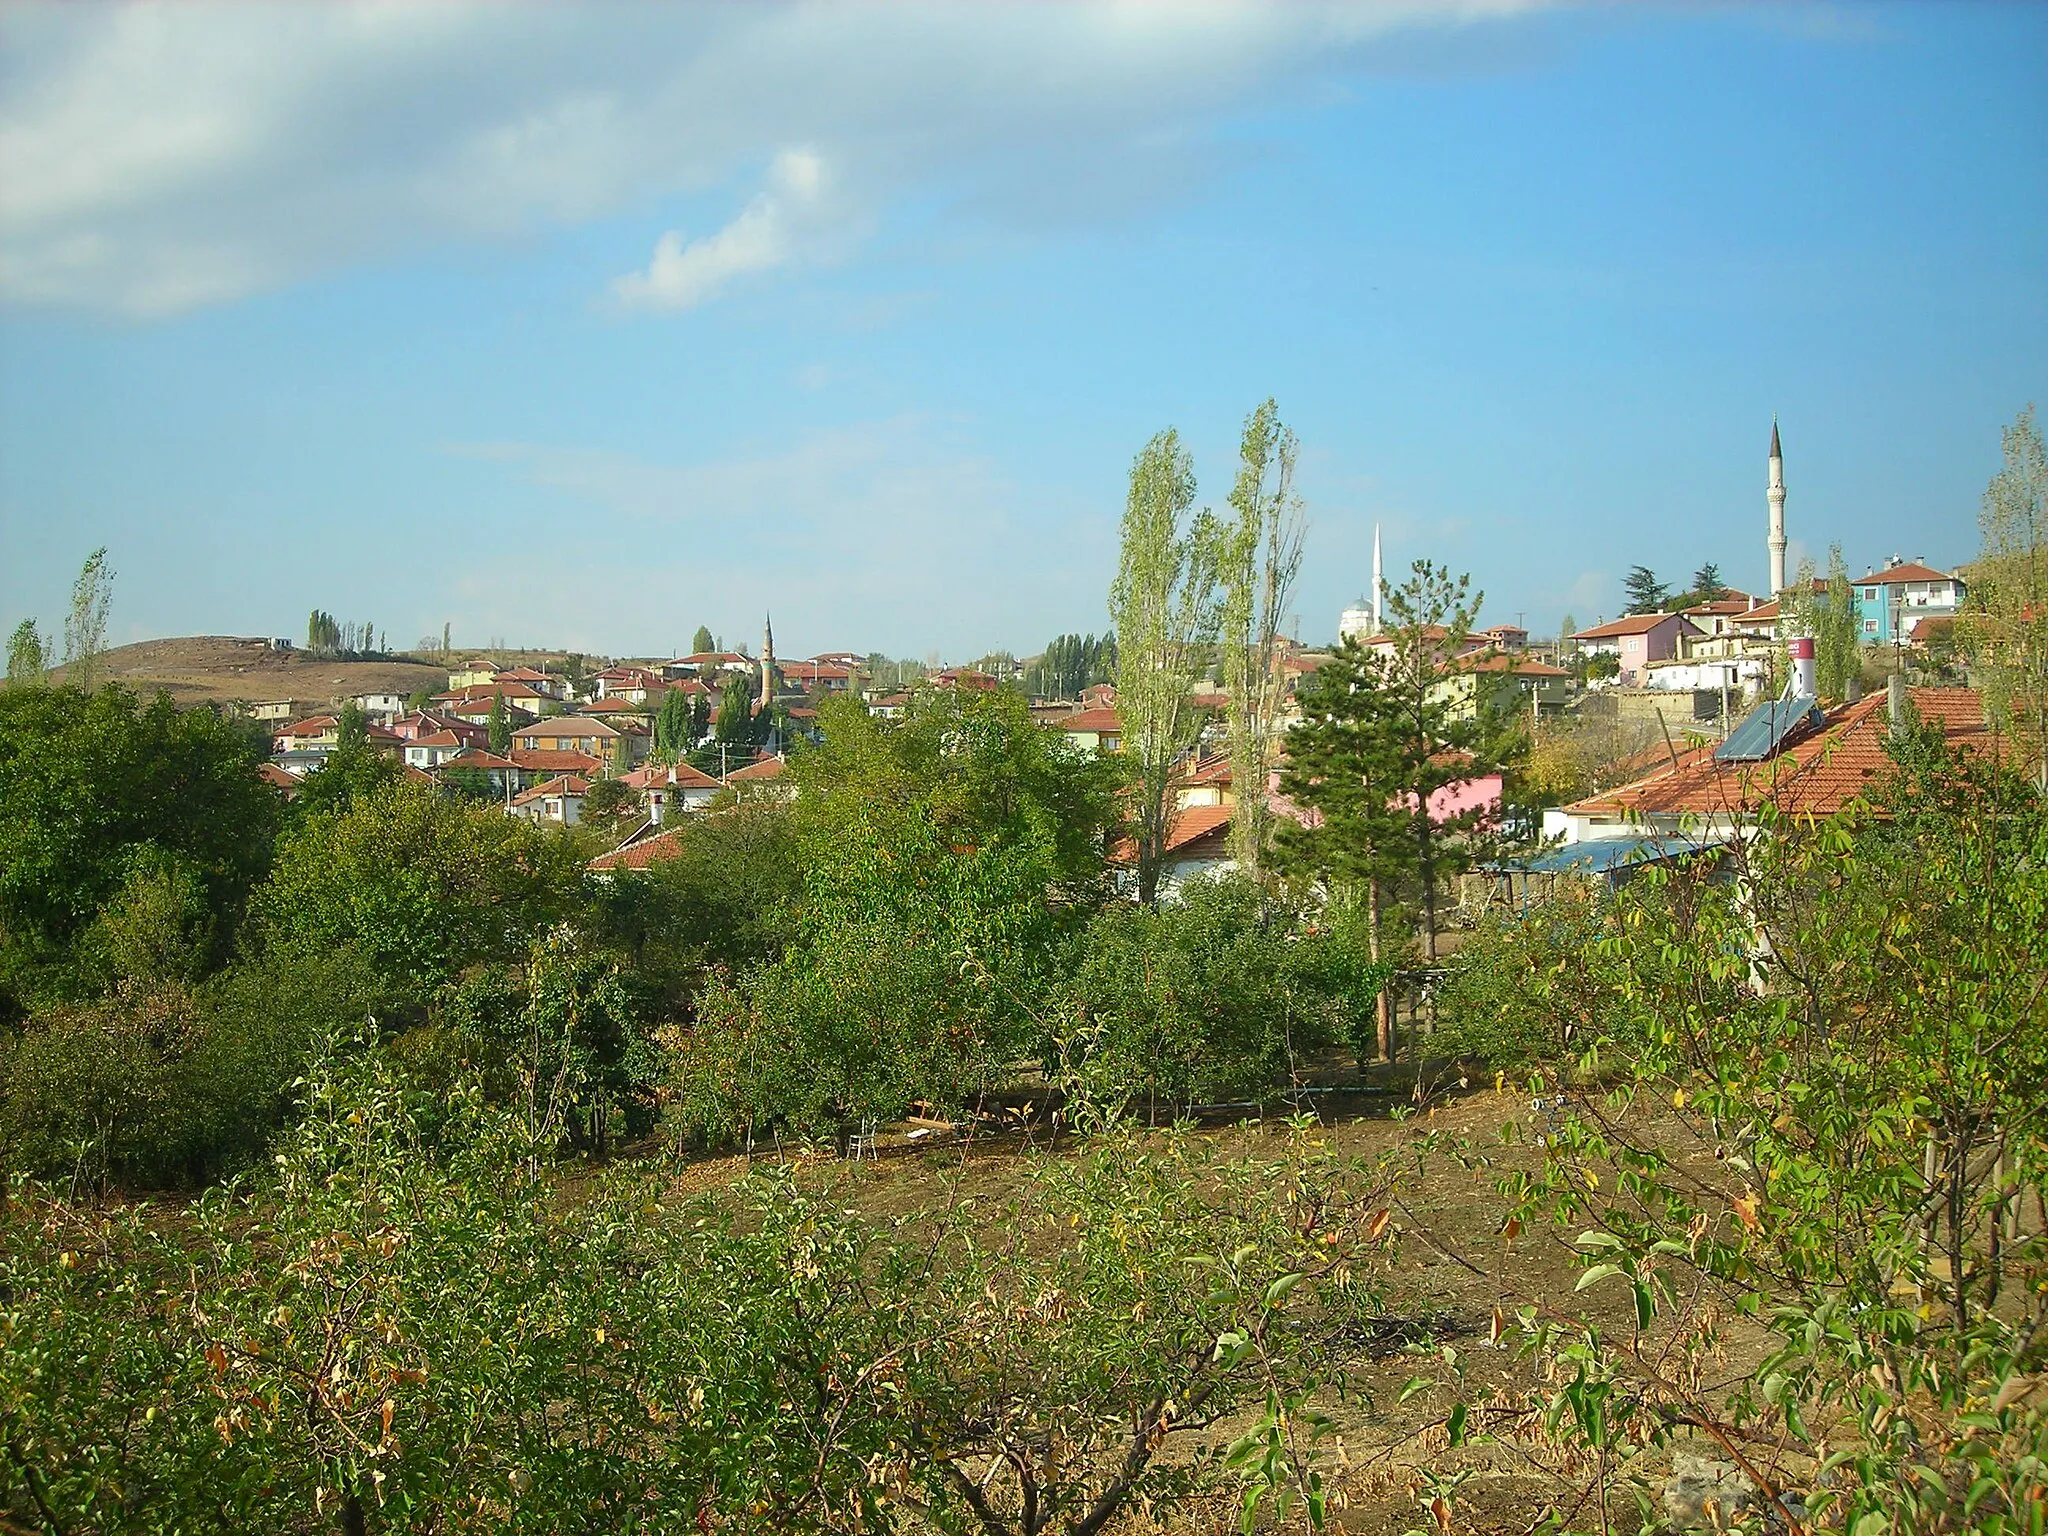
[1789,635,1816,698]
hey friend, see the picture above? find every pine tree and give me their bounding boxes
[1688,562,1725,601]
[1377,560,1501,960]
[1275,638,1412,1058]
[1622,565,1669,616]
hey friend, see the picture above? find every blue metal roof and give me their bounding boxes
[1489,836,1720,876]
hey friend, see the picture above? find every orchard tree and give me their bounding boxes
[1108,428,1220,904]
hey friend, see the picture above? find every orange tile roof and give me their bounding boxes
[515,717,626,740]
[1573,613,1701,641]
[590,828,688,872]
[257,762,298,790]
[725,754,787,782]
[509,747,604,774]
[1563,687,1988,822]
[1453,652,1570,677]
[1059,708,1123,732]
[512,774,589,807]
[1857,561,1953,585]
[1109,803,1233,865]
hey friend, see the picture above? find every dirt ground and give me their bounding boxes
[49,635,456,710]
[653,1082,1772,1533]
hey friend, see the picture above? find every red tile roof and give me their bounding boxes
[1563,687,1988,822]
[257,762,298,790]
[619,761,721,791]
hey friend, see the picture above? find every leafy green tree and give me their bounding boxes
[335,698,368,750]
[438,764,496,804]
[713,672,754,743]
[290,737,403,819]
[653,685,694,758]
[1217,398,1306,881]
[675,689,1120,1138]
[1687,560,1726,601]
[6,619,51,687]
[1061,876,1345,1113]
[486,690,511,754]
[578,777,641,841]
[1621,563,1668,615]
[252,780,587,1017]
[1960,402,2048,785]
[1109,428,1220,904]
[1781,544,1861,700]
[690,623,715,656]
[0,686,278,997]
[61,548,114,691]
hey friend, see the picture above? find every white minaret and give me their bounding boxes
[1371,523,1383,632]
[1767,418,1787,597]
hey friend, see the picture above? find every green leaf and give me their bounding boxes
[1574,1230,1624,1250]
[1397,1375,1436,1404]
[1575,1263,1623,1292]
[1263,1272,1304,1309]
[1446,1402,1469,1447]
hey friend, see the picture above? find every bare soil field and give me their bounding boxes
[50,635,454,710]
[655,1083,1772,1534]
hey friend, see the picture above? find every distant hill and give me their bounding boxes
[48,636,453,711]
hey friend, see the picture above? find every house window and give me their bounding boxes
[1863,620,1877,634]
[1863,587,1878,601]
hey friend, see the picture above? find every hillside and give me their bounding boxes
[49,636,454,711]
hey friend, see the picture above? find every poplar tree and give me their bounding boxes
[488,693,512,755]
[1108,429,1220,905]
[1216,399,1305,881]
[654,688,693,759]
[6,620,51,687]
[63,548,115,691]
[690,625,715,657]
[1962,404,2048,786]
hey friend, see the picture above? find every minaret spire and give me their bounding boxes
[1371,523,1384,634]
[1766,418,1787,597]
[759,614,776,713]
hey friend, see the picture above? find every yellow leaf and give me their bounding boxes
[1671,1088,1686,1108]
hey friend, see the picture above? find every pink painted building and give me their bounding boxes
[1571,612,1702,685]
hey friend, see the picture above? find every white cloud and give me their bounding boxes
[0,1,1547,317]
[611,148,831,312]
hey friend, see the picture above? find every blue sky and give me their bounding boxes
[1,1,2042,662]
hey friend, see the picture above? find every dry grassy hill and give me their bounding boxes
[50,636,454,712]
